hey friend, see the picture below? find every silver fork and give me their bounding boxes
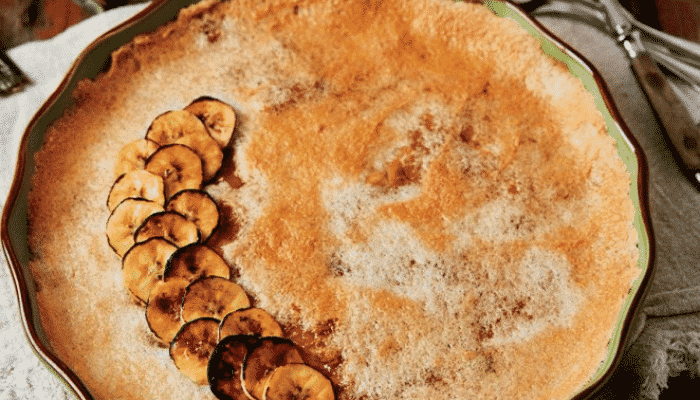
[517,0,700,90]
[518,0,700,185]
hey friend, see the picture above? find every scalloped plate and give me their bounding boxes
[1,1,654,399]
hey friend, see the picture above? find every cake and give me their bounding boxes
[26,0,641,399]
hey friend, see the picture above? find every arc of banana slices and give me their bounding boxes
[105,97,336,400]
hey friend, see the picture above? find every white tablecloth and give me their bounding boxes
[2,3,700,399]
[0,5,147,399]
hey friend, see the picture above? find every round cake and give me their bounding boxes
[26,0,640,399]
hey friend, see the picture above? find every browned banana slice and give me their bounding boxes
[181,276,250,323]
[145,144,203,200]
[166,190,220,242]
[146,278,189,344]
[134,211,200,248]
[169,317,220,385]
[106,198,164,257]
[163,243,230,283]
[208,335,260,400]
[107,169,165,212]
[263,364,335,400]
[243,337,305,400]
[146,110,223,181]
[114,138,159,178]
[219,308,283,340]
[184,97,237,148]
[122,237,178,305]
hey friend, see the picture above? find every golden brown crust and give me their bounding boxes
[27,0,639,399]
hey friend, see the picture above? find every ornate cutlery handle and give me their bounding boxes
[632,50,700,172]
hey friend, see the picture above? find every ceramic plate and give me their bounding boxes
[1,1,654,399]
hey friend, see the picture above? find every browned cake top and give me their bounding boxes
[27,0,640,399]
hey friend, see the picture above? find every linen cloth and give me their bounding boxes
[0,3,699,399]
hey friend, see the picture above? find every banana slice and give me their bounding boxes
[243,337,305,400]
[181,276,250,323]
[122,237,178,305]
[146,110,223,181]
[263,364,334,400]
[134,211,200,248]
[169,317,221,385]
[208,335,260,400]
[114,138,159,178]
[106,198,164,257]
[184,97,237,149]
[219,308,283,340]
[145,278,189,344]
[107,169,165,212]
[163,243,230,283]
[145,144,203,200]
[166,190,220,242]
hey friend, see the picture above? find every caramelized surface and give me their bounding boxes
[26,0,639,399]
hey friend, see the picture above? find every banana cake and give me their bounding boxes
[26,0,640,399]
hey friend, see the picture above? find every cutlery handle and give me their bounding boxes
[631,51,700,172]
[0,50,31,96]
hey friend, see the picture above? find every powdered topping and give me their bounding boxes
[26,0,640,399]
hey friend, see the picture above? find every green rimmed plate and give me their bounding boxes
[1,1,654,399]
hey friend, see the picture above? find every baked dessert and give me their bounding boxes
[26,0,641,399]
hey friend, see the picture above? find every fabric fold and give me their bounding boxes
[645,286,700,317]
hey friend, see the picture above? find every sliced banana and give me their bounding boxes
[114,138,159,178]
[134,211,200,248]
[263,364,334,400]
[106,198,164,257]
[219,308,283,341]
[122,237,178,306]
[166,190,220,242]
[107,169,165,212]
[184,97,237,149]
[208,335,260,400]
[145,144,203,200]
[163,243,230,283]
[169,317,221,385]
[146,110,223,181]
[181,276,250,322]
[243,337,305,400]
[145,278,189,345]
